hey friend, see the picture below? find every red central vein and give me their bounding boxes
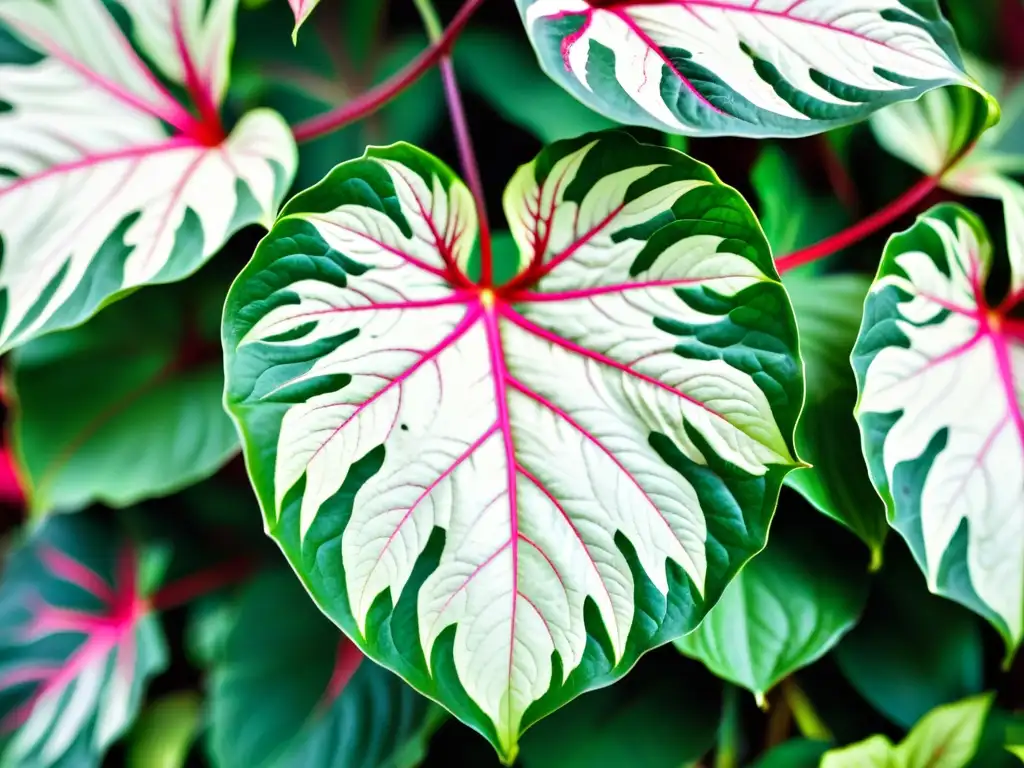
[482,306,520,714]
[306,308,481,466]
[0,138,199,199]
[170,0,224,145]
[500,304,722,420]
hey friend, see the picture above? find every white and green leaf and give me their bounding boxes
[853,203,1024,660]
[222,132,803,760]
[0,0,297,353]
[517,0,986,138]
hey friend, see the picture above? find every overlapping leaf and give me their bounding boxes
[0,515,167,767]
[0,0,297,353]
[288,0,322,42]
[205,571,438,768]
[821,694,993,768]
[8,278,236,516]
[223,132,803,759]
[676,527,868,705]
[517,0,987,138]
[853,204,1024,659]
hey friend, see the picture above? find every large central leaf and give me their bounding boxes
[517,0,982,138]
[223,132,802,760]
[0,0,297,353]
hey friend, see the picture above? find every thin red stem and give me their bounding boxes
[439,58,493,285]
[150,558,252,612]
[291,0,486,143]
[776,173,941,274]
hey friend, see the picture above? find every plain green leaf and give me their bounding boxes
[676,527,868,704]
[204,570,437,768]
[9,279,238,516]
[455,30,617,142]
[753,739,831,768]
[127,692,202,768]
[835,551,984,729]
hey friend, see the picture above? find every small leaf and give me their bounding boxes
[127,692,202,768]
[0,0,297,353]
[205,570,438,768]
[223,132,803,759]
[0,514,168,767]
[288,0,321,42]
[675,526,868,704]
[822,694,994,768]
[8,279,237,516]
[835,551,984,730]
[853,203,1024,659]
[517,0,988,138]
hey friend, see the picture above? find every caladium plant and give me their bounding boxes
[0,0,1021,765]
[0,0,296,353]
[222,131,803,758]
[853,203,1024,659]
[516,0,990,138]
[0,515,167,767]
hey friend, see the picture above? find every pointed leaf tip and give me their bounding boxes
[223,132,803,757]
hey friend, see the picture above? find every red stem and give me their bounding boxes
[776,173,941,274]
[292,0,487,144]
[439,58,493,284]
[150,558,252,612]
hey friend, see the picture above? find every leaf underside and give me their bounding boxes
[223,132,803,758]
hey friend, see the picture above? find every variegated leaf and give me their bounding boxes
[0,515,167,768]
[0,0,297,353]
[517,0,983,138]
[871,57,1018,293]
[853,204,1024,660]
[223,133,803,760]
[288,0,322,42]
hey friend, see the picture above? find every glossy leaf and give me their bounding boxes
[834,552,984,729]
[8,279,236,516]
[871,57,1016,289]
[223,132,803,759]
[288,0,321,42]
[517,0,985,138]
[676,527,868,705]
[0,0,297,353]
[205,570,437,768]
[821,694,993,768]
[0,514,168,767]
[853,204,1024,658]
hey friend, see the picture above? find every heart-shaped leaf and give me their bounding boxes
[0,0,297,354]
[676,525,868,705]
[8,277,236,516]
[516,0,986,138]
[204,570,439,768]
[853,203,1024,660]
[222,132,803,759]
[0,514,168,767]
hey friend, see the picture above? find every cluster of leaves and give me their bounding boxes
[0,0,1022,767]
